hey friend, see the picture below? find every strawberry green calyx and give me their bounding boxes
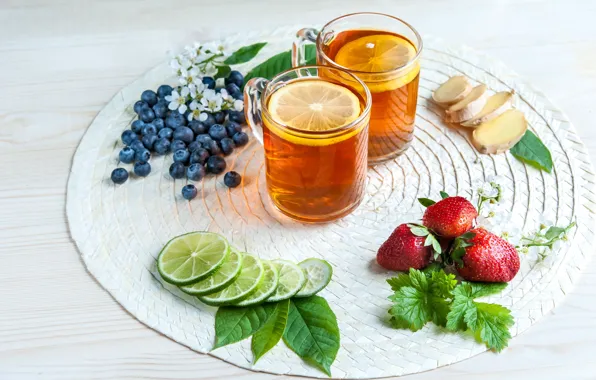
[407,223,442,259]
[417,190,450,208]
[449,231,476,267]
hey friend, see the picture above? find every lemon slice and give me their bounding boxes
[334,34,420,93]
[268,80,361,132]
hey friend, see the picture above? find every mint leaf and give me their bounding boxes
[224,42,267,65]
[214,65,231,79]
[418,198,436,207]
[440,191,449,199]
[510,130,553,173]
[244,45,316,84]
[252,300,289,363]
[283,296,339,377]
[214,304,275,349]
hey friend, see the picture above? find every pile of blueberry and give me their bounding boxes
[110,71,248,200]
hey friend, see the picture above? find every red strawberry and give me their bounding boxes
[377,224,432,271]
[422,196,478,238]
[454,228,520,282]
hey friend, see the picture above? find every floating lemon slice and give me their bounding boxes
[266,80,364,146]
[334,34,419,93]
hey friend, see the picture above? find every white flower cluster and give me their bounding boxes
[167,42,243,122]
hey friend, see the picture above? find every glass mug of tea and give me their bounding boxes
[243,66,372,223]
[292,12,422,164]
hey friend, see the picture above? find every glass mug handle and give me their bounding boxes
[291,28,318,67]
[243,77,270,145]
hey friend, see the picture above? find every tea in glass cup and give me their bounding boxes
[244,66,371,223]
[293,12,422,164]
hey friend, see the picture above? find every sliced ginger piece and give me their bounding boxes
[445,84,488,123]
[432,76,472,107]
[472,109,528,154]
[461,91,514,127]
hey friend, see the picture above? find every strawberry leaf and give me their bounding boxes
[410,226,430,237]
[451,247,466,267]
[418,198,436,207]
[440,191,449,199]
[460,231,476,240]
[387,273,413,292]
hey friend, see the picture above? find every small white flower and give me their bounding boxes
[501,226,522,246]
[188,108,202,121]
[200,89,223,112]
[198,112,208,122]
[233,99,243,111]
[203,62,219,77]
[216,78,226,87]
[170,56,192,70]
[538,211,556,231]
[179,67,200,87]
[166,87,190,114]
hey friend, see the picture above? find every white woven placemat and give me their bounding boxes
[66,26,596,379]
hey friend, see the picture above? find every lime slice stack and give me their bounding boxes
[266,260,306,302]
[235,261,279,307]
[180,249,244,296]
[157,232,229,285]
[295,258,333,297]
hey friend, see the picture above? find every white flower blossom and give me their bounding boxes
[538,211,556,231]
[216,78,226,88]
[179,67,200,87]
[165,87,190,114]
[200,89,223,112]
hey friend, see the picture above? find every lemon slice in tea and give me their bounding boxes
[180,249,244,296]
[234,261,279,307]
[266,260,306,302]
[157,232,229,286]
[199,254,264,306]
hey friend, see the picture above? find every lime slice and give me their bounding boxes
[157,232,229,285]
[266,260,306,302]
[180,249,244,296]
[235,261,279,307]
[295,258,333,297]
[199,254,264,306]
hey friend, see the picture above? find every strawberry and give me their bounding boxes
[453,228,520,282]
[422,196,478,238]
[377,224,433,271]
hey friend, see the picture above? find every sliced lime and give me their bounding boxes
[199,254,264,306]
[295,258,333,297]
[234,261,279,307]
[266,260,306,302]
[180,249,244,296]
[157,232,229,285]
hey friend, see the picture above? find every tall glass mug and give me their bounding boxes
[243,66,371,223]
[293,12,423,164]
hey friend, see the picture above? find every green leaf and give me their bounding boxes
[545,226,566,240]
[510,130,553,173]
[214,65,231,79]
[410,227,430,237]
[464,302,514,352]
[445,292,472,331]
[422,262,444,274]
[252,300,290,363]
[244,45,316,84]
[440,191,449,199]
[429,271,457,298]
[224,42,267,65]
[418,198,436,207]
[283,296,340,377]
[214,304,275,349]
[431,236,442,255]
[451,247,466,267]
[387,273,413,292]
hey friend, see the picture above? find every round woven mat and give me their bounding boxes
[66,26,596,379]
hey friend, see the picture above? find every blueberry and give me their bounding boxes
[201,113,216,128]
[134,100,147,115]
[225,83,242,99]
[225,121,242,137]
[129,139,145,152]
[142,124,157,136]
[189,148,210,165]
[131,119,145,134]
[140,107,156,123]
[209,124,227,140]
[181,184,198,200]
[165,111,187,129]
[232,132,249,147]
[135,148,151,163]
[151,118,165,131]
[224,171,242,188]
[173,149,190,164]
[133,161,151,177]
[220,137,235,156]
[173,126,194,144]
[225,70,244,88]
[157,84,173,99]
[196,134,213,145]
[121,130,138,145]
[213,111,226,124]
[169,162,186,179]
[141,90,158,106]
[111,168,129,184]
[170,139,186,152]
[206,155,226,174]
[187,141,201,153]
[187,163,206,181]
[188,120,207,135]
[158,127,173,140]
[119,147,135,164]
[205,140,221,155]
[153,138,171,155]
[153,102,168,119]
[227,110,246,125]
[202,76,216,89]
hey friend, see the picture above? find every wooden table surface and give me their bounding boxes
[2,0,596,379]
